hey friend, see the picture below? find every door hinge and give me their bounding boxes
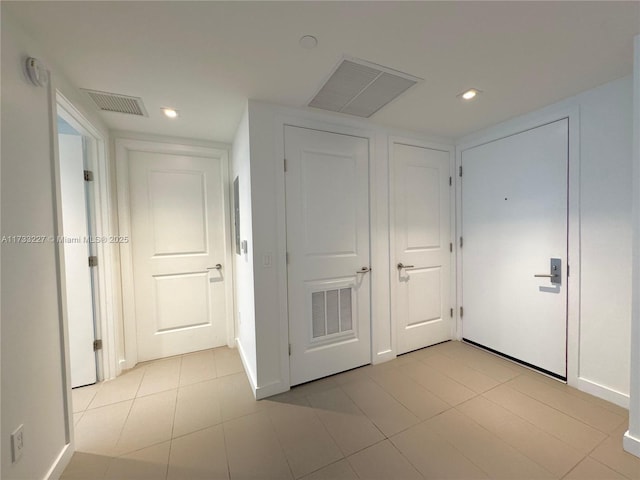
[84,170,94,182]
[459,166,463,177]
[88,256,98,267]
[450,308,453,318]
[567,264,570,277]
[460,306,464,317]
[449,176,452,186]
[288,343,291,356]
[93,339,102,351]
[284,158,287,172]
[449,242,453,252]
[459,237,463,248]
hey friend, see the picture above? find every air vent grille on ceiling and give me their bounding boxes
[82,89,148,116]
[309,57,422,118]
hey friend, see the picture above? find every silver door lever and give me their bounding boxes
[397,263,415,270]
[357,267,371,274]
[207,264,222,270]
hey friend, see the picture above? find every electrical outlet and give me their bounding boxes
[11,425,24,463]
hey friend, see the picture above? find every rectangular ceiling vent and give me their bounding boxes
[81,89,148,116]
[309,56,422,118]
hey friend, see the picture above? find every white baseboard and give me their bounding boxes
[577,377,630,408]
[235,338,258,397]
[624,431,640,458]
[44,443,73,480]
[255,380,289,400]
[373,349,395,365]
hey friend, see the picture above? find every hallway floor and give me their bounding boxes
[62,341,639,479]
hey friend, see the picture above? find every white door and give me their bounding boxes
[59,133,97,388]
[128,151,227,362]
[285,126,371,386]
[461,119,568,378]
[393,143,452,355]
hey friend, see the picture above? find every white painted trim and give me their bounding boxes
[236,337,258,398]
[115,138,233,368]
[624,432,640,458]
[44,443,73,480]
[577,377,629,409]
[256,380,289,400]
[388,136,456,355]
[56,93,119,381]
[455,104,581,387]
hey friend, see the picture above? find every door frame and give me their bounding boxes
[455,105,581,390]
[388,137,456,354]
[115,138,234,369]
[56,93,118,382]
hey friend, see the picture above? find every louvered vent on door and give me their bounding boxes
[81,89,148,116]
[312,288,353,338]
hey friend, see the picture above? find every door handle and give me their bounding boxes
[534,258,561,285]
[357,267,371,274]
[397,263,415,270]
[207,264,222,270]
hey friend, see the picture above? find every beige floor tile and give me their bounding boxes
[368,363,451,420]
[72,383,101,412]
[137,357,182,397]
[590,431,640,479]
[75,400,132,456]
[307,387,384,456]
[268,402,343,478]
[213,346,244,377]
[391,421,489,479]
[105,441,170,480]
[167,425,229,480]
[458,395,583,477]
[399,360,476,406]
[426,409,555,479]
[179,349,217,387]
[347,440,422,480]
[341,378,420,436]
[59,452,112,480]
[88,370,144,409]
[440,342,524,383]
[218,372,269,421]
[291,376,340,396]
[422,353,500,393]
[485,384,606,454]
[224,411,293,480]
[114,389,177,455]
[563,457,627,480]
[300,459,358,480]
[507,375,627,433]
[173,379,222,438]
[332,365,373,386]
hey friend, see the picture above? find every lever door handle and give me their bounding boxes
[207,264,222,270]
[357,267,371,274]
[534,274,558,278]
[397,263,415,270]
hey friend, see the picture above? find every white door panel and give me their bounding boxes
[59,133,97,388]
[286,126,371,386]
[394,144,451,354]
[128,151,227,362]
[461,119,568,378]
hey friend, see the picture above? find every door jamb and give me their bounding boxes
[454,105,580,388]
[115,138,234,369]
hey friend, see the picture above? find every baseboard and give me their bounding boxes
[373,349,395,365]
[624,431,640,458]
[577,377,630,409]
[255,380,289,400]
[44,443,73,480]
[235,338,258,398]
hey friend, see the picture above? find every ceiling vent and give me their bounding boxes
[309,57,422,118]
[81,89,148,116]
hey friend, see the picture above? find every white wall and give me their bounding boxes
[458,75,634,406]
[1,10,110,479]
[230,106,258,389]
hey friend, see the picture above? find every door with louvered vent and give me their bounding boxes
[285,126,371,386]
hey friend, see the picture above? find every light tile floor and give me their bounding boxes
[63,341,640,480]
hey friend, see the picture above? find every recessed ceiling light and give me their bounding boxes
[459,88,481,101]
[161,107,179,118]
[299,35,318,49]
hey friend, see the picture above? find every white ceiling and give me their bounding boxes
[6,1,640,143]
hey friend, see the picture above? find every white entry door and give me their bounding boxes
[128,150,228,362]
[59,133,97,387]
[393,143,452,355]
[285,126,371,386]
[461,119,568,378]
